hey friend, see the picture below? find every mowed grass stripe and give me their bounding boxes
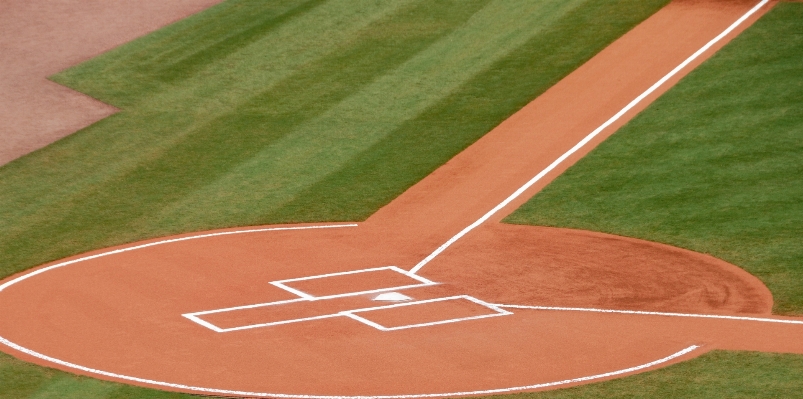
[16,0,493,247]
[269,0,680,223]
[151,0,595,228]
[148,0,329,85]
[506,3,803,314]
[0,0,439,241]
[0,0,671,283]
[52,0,390,106]
[5,0,415,221]
[6,2,802,399]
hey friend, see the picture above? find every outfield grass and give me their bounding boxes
[3,0,801,398]
[512,350,803,399]
[0,351,208,399]
[506,2,803,315]
[0,0,676,397]
[4,349,803,399]
[0,0,670,281]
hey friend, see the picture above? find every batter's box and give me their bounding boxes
[343,295,512,331]
[183,266,440,332]
[271,266,435,299]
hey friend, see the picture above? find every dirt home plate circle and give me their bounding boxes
[1,1,802,397]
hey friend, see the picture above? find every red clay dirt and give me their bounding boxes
[1,0,801,397]
[0,0,223,166]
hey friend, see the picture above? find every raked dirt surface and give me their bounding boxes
[2,1,801,398]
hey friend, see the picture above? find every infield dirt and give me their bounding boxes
[1,0,801,398]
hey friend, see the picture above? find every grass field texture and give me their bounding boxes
[2,0,802,398]
[0,0,672,397]
[506,2,803,315]
[0,0,671,283]
[4,350,802,399]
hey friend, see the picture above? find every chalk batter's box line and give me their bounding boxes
[186,295,511,332]
[188,266,437,315]
[0,1,772,395]
[183,266,441,332]
[269,266,437,300]
[343,295,513,331]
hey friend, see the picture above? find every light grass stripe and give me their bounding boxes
[156,0,586,226]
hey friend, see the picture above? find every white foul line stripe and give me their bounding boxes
[0,333,699,398]
[496,304,803,325]
[0,1,771,397]
[0,223,357,293]
[408,0,770,275]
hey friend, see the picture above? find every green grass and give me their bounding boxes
[508,350,803,398]
[0,0,676,397]
[0,352,213,399]
[0,0,670,281]
[3,0,801,398]
[506,3,803,315]
[4,349,803,399]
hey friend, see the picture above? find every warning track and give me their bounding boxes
[1,1,801,397]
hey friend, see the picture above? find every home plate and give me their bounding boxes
[374,292,412,302]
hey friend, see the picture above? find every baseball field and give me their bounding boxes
[1,0,802,398]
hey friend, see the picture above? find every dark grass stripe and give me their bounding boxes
[8,2,803,399]
[0,0,491,275]
[265,0,671,223]
[505,3,803,314]
[50,0,321,106]
[148,0,328,84]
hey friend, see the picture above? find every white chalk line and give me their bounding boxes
[187,313,344,333]
[0,333,699,398]
[0,1,771,396]
[183,268,503,333]
[187,283,435,316]
[183,266,440,332]
[495,304,803,325]
[343,312,508,332]
[409,0,770,275]
[273,266,435,285]
[343,295,512,331]
[185,266,437,317]
[186,295,511,333]
[0,223,358,293]
[269,266,437,301]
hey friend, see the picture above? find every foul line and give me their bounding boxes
[0,1,771,397]
[0,223,357,293]
[0,334,698,398]
[409,0,769,275]
[496,304,803,325]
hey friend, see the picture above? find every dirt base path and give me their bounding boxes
[1,1,801,398]
[0,0,223,166]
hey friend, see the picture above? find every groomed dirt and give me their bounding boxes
[1,0,801,398]
[0,0,223,166]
